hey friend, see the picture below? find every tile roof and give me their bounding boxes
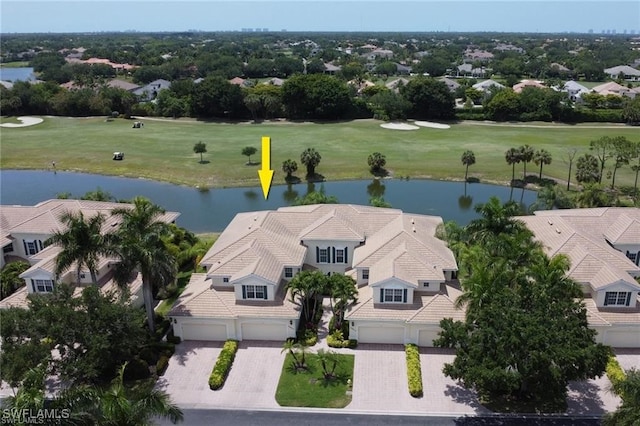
[169,273,300,319]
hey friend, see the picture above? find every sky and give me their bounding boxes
[1,1,639,34]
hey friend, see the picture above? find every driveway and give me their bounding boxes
[348,345,487,415]
[156,340,284,409]
[158,341,639,415]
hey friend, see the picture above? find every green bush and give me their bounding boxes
[123,358,150,381]
[303,329,317,346]
[405,344,423,398]
[455,109,485,120]
[156,355,170,376]
[208,340,239,390]
[606,356,626,396]
[166,328,181,345]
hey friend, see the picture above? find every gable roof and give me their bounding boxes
[604,65,640,76]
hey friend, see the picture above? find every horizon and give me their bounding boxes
[1,1,639,34]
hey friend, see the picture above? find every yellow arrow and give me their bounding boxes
[258,136,274,199]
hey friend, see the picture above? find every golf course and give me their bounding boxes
[1,115,638,189]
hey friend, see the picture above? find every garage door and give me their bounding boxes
[358,326,405,344]
[418,330,439,347]
[181,323,227,341]
[605,331,640,348]
[241,323,287,341]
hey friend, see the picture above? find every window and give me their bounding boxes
[284,268,293,278]
[223,277,229,283]
[80,273,86,279]
[422,282,430,288]
[2,243,13,254]
[383,288,404,303]
[319,248,328,263]
[627,251,637,262]
[604,291,631,307]
[33,279,54,293]
[362,269,369,280]
[243,285,267,300]
[26,241,38,255]
[336,249,345,264]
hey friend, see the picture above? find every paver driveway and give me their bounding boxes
[156,340,284,409]
[348,345,488,415]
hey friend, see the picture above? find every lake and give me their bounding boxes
[0,170,538,233]
[0,67,36,82]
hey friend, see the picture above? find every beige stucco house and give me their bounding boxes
[169,204,460,344]
[0,199,180,309]
[519,208,640,348]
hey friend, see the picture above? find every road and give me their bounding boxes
[155,408,603,426]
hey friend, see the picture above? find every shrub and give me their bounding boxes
[606,356,626,396]
[405,344,423,398]
[123,358,150,381]
[327,331,357,348]
[156,355,170,376]
[166,328,181,344]
[303,329,317,346]
[208,340,239,390]
[139,347,160,365]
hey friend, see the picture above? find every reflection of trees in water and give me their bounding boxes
[244,190,258,201]
[283,184,299,204]
[306,182,316,196]
[458,194,473,211]
[367,179,386,198]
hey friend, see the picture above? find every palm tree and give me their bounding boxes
[461,150,476,182]
[300,148,322,178]
[111,197,177,333]
[45,211,110,285]
[288,270,327,323]
[466,196,525,243]
[316,349,340,379]
[519,144,534,181]
[58,363,183,425]
[505,148,521,185]
[533,149,552,180]
[281,340,308,370]
[603,368,640,426]
[328,274,358,331]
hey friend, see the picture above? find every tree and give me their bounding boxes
[565,148,578,191]
[518,145,534,181]
[603,368,640,426]
[533,149,552,180]
[327,274,357,331]
[281,340,308,371]
[292,186,338,205]
[111,197,177,333]
[505,148,522,184]
[0,284,148,386]
[282,159,298,180]
[367,152,387,175]
[575,183,614,208]
[287,270,327,323]
[400,76,455,120]
[485,89,520,121]
[316,349,341,379]
[281,74,351,119]
[622,96,640,124]
[192,76,245,119]
[45,211,110,285]
[610,137,634,189]
[1,261,30,300]
[590,136,614,184]
[631,141,640,197]
[193,141,207,163]
[244,93,261,122]
[367,90,412,121]
[435,231,610,410]
[575,153,601,184]
[461,150,476,182]
[300,147,321,178]
[370,197,392,208]
[241,146,257,165]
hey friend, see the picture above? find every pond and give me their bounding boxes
[0,67,36,82]
[0,170,538,233]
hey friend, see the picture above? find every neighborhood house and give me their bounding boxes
[0,199,180,310]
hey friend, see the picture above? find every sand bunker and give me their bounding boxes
[0,116,44,128]
[380,122,420,130]
[414,121,451,129]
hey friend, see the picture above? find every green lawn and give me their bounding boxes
[275,353,354,408]
[0,61,30,68]
[1,116,638,189]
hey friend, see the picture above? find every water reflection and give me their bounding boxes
[282,184,299,203]
[367,179,386,198]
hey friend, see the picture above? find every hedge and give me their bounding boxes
[405,344,423,398]
[606,356,626,396]
[156,355,170,376]
[327,330,357,348]
[208,340,239,390]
